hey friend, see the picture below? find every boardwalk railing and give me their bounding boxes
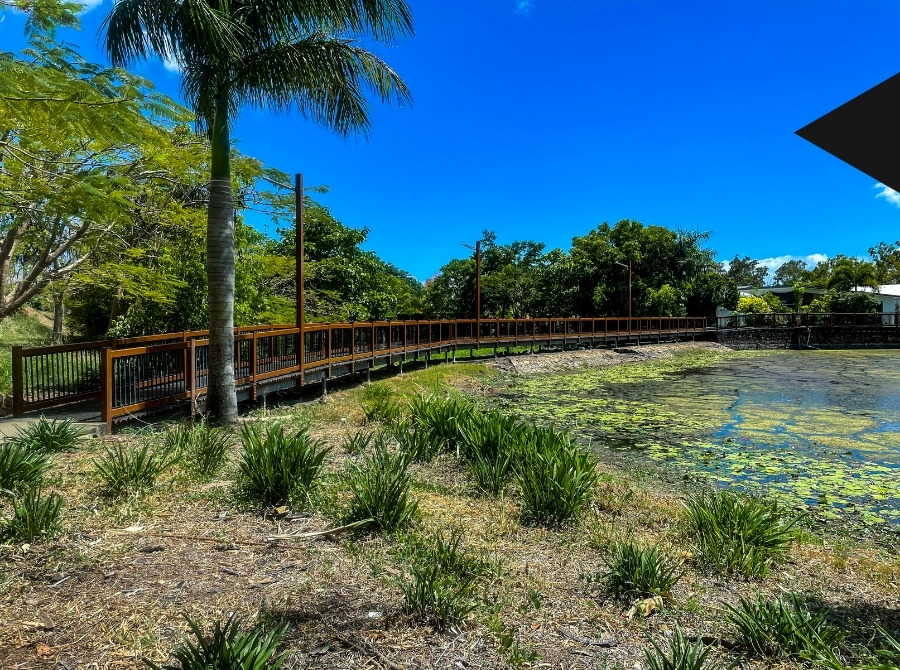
[13,316,708,426]
[716,312,900,329]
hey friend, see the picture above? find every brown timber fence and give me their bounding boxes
[12,317,708,428]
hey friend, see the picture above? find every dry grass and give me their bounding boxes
[2,363,899,669]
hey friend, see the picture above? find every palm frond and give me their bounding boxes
[233,0,413,44]
[228,34,411,137]
[102,0,242,70]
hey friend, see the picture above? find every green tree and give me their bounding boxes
[0,40,190,325]
[724,255,767,288]
[772,259,809,286]
[869,241,900,284]
[103,0,413,422]
[827,259,878,292]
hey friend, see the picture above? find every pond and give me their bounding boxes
[497,349,900,525]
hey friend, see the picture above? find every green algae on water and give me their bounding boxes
[495,348,900,524]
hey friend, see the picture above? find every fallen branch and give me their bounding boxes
[557,627,618,647]
[334,631,404,670]
[265,519,373,542]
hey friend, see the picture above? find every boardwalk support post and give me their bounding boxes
[11,346,23,417]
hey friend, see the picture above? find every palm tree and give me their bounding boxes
[101,0,412,422]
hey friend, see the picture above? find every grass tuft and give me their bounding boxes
[603,540,682,599]
[144,615,288,670]
[515,425,597,527]
[11,417,82,453]
[238,422,330,506]
[0,441,51,495]
[343,441,417,533]
[392,418,440,463]
[165,420,232,479]
[683,490,799,577]
[3,487,63,542]
[725,592,844,662]
[94,443,177,496]
[396,528,485,630]
[644,628,721,670]
[342,429,373,455]
[361,385,402,424]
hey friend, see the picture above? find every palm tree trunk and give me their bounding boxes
[206,95,237,422]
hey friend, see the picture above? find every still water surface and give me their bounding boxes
[503,350,900,524]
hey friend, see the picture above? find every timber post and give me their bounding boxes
[11,346,23,417]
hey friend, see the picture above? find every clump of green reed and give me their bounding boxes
[515,425,598,527]
[0,441,51,495]
[361,384,402,424]
[457,410,525,495]
[408,392,473,453]
[392,418,441,463]
[10,416,82,454]
[342,429,374,455]
[602,540,682,599]
[683,490,799,577]
[644,628,722,670]
[238,422,330,506]
[343,441,417,533]
[725,592,844,663]
[396,528,487,630]
[94,442,178,496]
[3,488,63,542]
[165,419,232,479]
[145,615,288,670]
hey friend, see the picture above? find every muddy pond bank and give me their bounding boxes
[490,345,900,529]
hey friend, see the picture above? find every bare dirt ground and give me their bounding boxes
[489,341,729,375]
[1,350,898,669]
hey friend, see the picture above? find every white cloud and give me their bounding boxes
[721,254,829,282]
[875,183,900,208]
[756,254,828,278]
[161,56,181,73]
[515,0,534,15]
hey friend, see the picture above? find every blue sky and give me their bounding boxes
[4,0,900,281]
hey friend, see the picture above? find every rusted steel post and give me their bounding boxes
[476,240,481,348]
[11,345,23,417]
[250,332,258,400]
[100,347,113,431]
[295,173,305,388]
[188,339,197,416]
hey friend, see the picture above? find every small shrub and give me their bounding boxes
[392,419,440,463]
[468,450,513,496]
[94,443,177,496]
[516,426,597,527]
[397,529,485,630]
[11,417,82,454]
[166,420,232,479]
[683,490,799,577]
[0,441,51,495]
[409,393,472,452]
[398,561,478,631]
[3,488,63,542]
[725,592,843,662]
[361,385,402,424]
[342,429,373,455]
[603,540,682,598]
[344,442,417,533]
[457,410,525,462]
[144,615,288,670]
[644,628,720,670]
[239,422,330,505]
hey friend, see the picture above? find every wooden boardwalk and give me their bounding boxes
[12,317,708,429]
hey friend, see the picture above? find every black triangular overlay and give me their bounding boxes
[796,72,900,192]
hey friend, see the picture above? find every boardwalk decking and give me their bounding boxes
[13,317,708,429]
